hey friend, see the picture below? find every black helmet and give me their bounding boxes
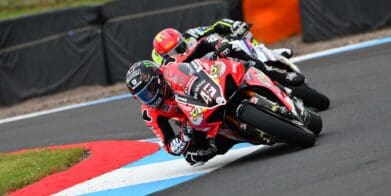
[126,60,167,107]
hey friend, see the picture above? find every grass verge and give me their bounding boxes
[0,147,87,195]
[0,0,112,20]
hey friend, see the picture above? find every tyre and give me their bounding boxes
[306,109,322,136]
[239,103,316,148]
[291,83,330,111]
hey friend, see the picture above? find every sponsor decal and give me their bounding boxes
[184,76,199,96]
[151,97,163,107]
[190,107,203,125]
[210,61,226,83]
[190,60,203,73]
[250,96,259,104]
[175,95,188,103]
[127,69,141,81]
[155,31,170,42]
[200,83,216,105]
[193,79,206,98]
[239,123,247,130]
[131,79,142,89]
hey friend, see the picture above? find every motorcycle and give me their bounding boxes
[163,58,322,148]
[229,38,330,111]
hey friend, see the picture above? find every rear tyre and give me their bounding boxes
[306,109,322,136]
[291,83,330,111]
[239,104,315,148]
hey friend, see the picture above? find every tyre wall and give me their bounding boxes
[0,0,230,106]
[300,0,391,42]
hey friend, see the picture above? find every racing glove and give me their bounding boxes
[168,122,193,155]
[215,39,232,57]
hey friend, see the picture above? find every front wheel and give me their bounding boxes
[239,103,316,148]
[291,83,330,111]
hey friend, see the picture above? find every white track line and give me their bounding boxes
[54,145,265,196]
[0,94,130,124]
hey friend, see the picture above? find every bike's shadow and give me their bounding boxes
[228,132,328,167]
[229,143,304,166]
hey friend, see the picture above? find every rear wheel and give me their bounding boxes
[291,83,330,111]
[239,103,315,148]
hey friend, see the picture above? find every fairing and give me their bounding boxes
[163,58,295,138]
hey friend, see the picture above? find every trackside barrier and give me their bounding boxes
[0,0,230,106]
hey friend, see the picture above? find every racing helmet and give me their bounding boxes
[153,28,187,57]
[126,60,168,107]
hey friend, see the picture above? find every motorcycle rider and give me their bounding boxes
[126,60,239,166]
[152,18,291,65]
[151,19,304,87]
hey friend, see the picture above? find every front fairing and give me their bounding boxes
[163,59,245,137]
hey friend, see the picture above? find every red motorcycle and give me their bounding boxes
[163,58,322,148]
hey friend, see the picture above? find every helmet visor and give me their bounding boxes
[134,76,162,105]
[166,38,187,56]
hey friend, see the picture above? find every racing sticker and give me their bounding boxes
[210,61,227,79]
[190,107,203,125]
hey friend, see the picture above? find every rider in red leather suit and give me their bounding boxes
[126,60,235,166]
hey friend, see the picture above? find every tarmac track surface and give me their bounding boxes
[1,43,391,195]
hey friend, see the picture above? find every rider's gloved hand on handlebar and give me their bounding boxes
[215,39,233,57]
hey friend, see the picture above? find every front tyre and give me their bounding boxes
[239,103,316,148]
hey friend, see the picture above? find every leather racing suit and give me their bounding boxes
[141,91,236,165]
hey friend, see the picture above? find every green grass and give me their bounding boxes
[0,148,86,195]
[0,0,112,20]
